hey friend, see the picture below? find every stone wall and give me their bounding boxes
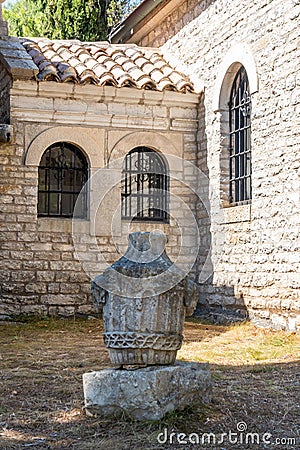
[138,0,212,48]
[150,0,300,330]
[1,0,299,330]
[0,80,200,317]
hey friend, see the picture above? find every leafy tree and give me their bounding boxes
[3,0,139,40]
[3,0,45,37]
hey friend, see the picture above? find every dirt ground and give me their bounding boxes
[0,318,299,449]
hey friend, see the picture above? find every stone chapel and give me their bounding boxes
[0,0,299,331]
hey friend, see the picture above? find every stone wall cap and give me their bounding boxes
[0,37,38,79]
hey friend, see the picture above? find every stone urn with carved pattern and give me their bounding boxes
[91,231,200,367]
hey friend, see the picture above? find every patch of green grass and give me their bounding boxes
[179,322,300,366]
[246,348,265,360]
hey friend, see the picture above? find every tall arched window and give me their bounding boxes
[38,142,88,218]
[121,147,169,222]
[229,66,252,204]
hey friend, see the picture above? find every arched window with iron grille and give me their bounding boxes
[121,147,169,222]
[38,142,88,218]
[229,66,252,204]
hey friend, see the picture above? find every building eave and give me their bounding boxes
[110,0,184,45]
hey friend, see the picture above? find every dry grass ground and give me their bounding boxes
[0,318,299,449]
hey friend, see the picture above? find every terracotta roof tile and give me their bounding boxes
[93,64,110,79]
[19,38,195,93]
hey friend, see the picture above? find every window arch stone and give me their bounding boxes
[212,43,258,113]
[107,130,183,172]
[24,126,104,168]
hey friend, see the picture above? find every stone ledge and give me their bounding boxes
[221,203,251,224]
[83,361,211,420]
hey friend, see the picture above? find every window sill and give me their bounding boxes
[221,203,251,224]
[37,217,89,233]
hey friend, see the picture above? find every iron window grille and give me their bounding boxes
[229,66,252,204]
[121,147,169,222]
[38,142,88,218]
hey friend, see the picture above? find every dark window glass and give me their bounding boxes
[229,66,252,204]
[121,147,169,222]
[38,142,88,218]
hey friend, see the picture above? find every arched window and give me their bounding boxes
[38,142,88,218]
[229,66,252,204]
[121,147,169,222]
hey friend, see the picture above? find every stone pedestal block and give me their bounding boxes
[83,361,211,420]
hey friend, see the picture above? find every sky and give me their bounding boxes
[4,0,17,6]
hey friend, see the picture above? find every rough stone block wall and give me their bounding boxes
[139,0,210,48]
[0,132,93,317]
[0,82,200,317]
[136,0,300,330]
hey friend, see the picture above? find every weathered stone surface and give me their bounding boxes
[0,124,12,143]
[83,361,212,420]
[0,37,38,79]
[91,232,200,366]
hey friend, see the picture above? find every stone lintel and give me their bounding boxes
[83,361,211,420]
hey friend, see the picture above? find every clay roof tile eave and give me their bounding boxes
[18,37,196,94]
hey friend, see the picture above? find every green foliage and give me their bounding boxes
[3,0,45,37]
[3,0,137,40]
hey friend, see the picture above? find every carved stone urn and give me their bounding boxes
[91,231,200,367]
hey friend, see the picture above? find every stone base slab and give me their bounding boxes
[83,361,211,420]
